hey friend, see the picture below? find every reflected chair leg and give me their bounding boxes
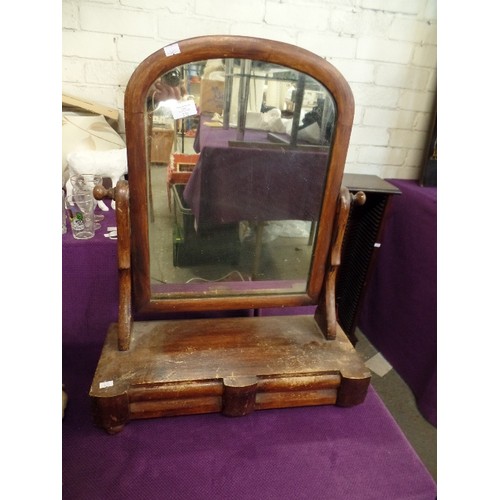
[167,181,172,212]
[252,222,265,279]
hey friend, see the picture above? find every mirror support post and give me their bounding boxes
[94,181,133,350]
[315,187,352,339]
[115,181,133,351]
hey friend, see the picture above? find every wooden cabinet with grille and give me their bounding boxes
[337,174,401,345]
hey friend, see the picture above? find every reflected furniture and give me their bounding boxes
[172,183,241,267]
[166,152,199,211]
[150,127,175,164]
[186,122,402,338]
[89,35,372,433]
[184,127,328,225]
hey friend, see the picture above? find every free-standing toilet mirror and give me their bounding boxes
[90,35,370,433]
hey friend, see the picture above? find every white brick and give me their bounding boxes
[297,33,357,60]
[116,36,166,64]
[304,0,352,5]
[229,23,296,45]
[357,38,413,64]
[122,0,192,12]
[346,145,360,163]
[80,4,156,37]
[426,69,437,91]
[389,129,427,149]
[423,21,437,46]
[83,0,116,4]
[265,2,330,30]
[62,1,79,30]
[333,59,375,84]
[412,44,437,68]
[422,1,437,21]
[413,111,434,132]
[350,126,389,146]
[388,18,427,42]
[427,21,437,45]
[62,31,116,60]
[350,82,400,107]
[404,148,426,168]
[363,107,416,129]
[62,58,86,83]
[196,0,265,23]
[398,89,435,112]
[158,13,230,40]
[330,8,393,37]
[355,10,394,37]
[358,146,406,165]
[360,0,423,15]
[344,161,383,177]
[375,64,432,90]
[381,165,420,180]
[352,106,363,126]
[330,9,360,36]
[85,60,136,86]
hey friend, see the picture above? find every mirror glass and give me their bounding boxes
[145,58,336,299]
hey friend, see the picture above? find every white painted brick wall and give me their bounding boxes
[265,2,330,31]
[62,0,437,180]
[196,0,265,23]
[79,4,157,37]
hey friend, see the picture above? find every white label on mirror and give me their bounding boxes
[171,99,198,119]
[164,43,180,56]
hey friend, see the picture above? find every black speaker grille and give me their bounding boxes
[336,193,388,341]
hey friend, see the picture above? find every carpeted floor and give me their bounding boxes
[355,328,437,481]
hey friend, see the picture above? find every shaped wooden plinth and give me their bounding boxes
[90,315,371,434]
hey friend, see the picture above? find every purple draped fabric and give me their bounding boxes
[62,199,436,499]
[62,201,119,346]
[359,179,437,427]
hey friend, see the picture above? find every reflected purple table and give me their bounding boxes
[185,124,328,226]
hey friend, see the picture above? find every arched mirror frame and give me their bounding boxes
[124,35,354,316]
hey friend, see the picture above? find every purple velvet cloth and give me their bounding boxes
[62,201,436,499]
[358,179,437,427]
[62,200,119,346]
[62,366,436,500]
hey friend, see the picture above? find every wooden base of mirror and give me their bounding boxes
[89,315,370,434]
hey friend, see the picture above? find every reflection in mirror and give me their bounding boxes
[145,58,337,299]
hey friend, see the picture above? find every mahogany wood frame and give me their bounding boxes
[90,36,370,433]
[124,35,354,316]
